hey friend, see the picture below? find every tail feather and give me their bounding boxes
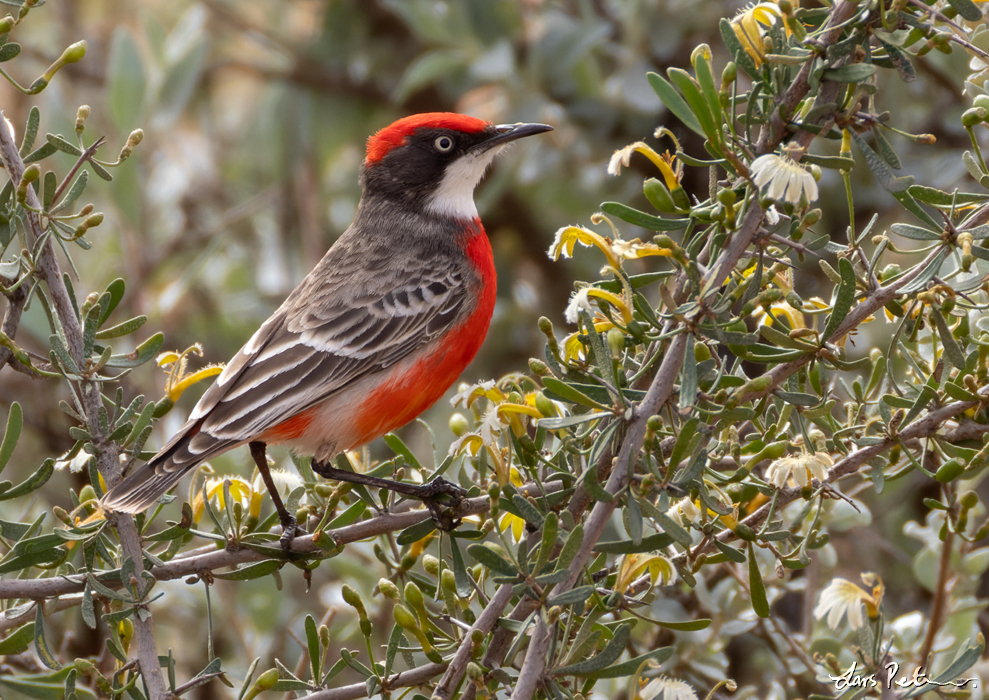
[101,461,188,513]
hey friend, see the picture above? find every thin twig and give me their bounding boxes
[433,584,514,700]
[306,662,447,700]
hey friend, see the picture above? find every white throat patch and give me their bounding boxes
[425,146,504,220]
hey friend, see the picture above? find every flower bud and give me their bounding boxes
[0,15,13,34]
[404,580,425,609]
[721,61,737,87]
[79,203,94,216]
[960,491,979,509]
[531,391,554,417]
[607,327,625,358]
[449,412,469,437]
[378,578,400,600]
[441,568,457,593]
[962,107,986,127]
[422,554,440,576]
[118,129,144,162]
[528,358,549,376]
[341,584,367,616]
[75,105,91,133]
[393,604,419,631]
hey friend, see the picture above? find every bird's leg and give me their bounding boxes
[249,441,300,552]
[310,458,467,531]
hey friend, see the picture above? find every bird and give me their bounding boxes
[101,112,552,549]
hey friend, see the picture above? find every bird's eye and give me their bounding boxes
[434,135,455,153]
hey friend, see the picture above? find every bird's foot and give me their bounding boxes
[277,512,306,553]
[417,477,468,531]
[311,460,467,531]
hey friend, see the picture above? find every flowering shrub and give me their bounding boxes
[3,1,989,699]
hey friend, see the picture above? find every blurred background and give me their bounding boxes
[0,0,983,696]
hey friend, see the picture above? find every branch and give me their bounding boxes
[433,584,514,700]
[0,114,169,700]
[307,662,447,700]
[0,272,27,373]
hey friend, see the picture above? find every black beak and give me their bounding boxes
[476,122,553,152]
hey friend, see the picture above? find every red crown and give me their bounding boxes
[365,113,490,164]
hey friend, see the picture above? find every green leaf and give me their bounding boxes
[305,615,321,682]
[95,315,147,340]
[105,332,164,368]
[821,257,856,343]
[600,201,688,231]
[822,63,877,82]
[0,621,34,654]
[903,633,984,698]
[647,72,705,138]
[99,278,127,324]
[555,524,583,571]
[581,464,614,503]
[0,401,22,475]
[383,432,422,471]
[576,646,675,679]
[512,493,544,529]
[384,624,404,679]
[44,133,82,157]
[538,413,608,430]
[19,106,40,156]
[396,518,436,546]
[0,459,55,502]
[552,623,632,676]
[930,307,967,370]
[667,67,720,149]
[890,223,941,240]
[467,543,519,577]
[106,27,147,131]
[946,0,983,21]
[714,540,747,563]
[34,605,61,670]
[0,42,19,62]
[748,542,769,618]
[23,142,57,164]
[449,536,473,598]
[212,560,282,581]
[546,584,596,607]
[540,377,611,409]
[594,532,674,554]
[899,247,948,295]
[848,130,913,193]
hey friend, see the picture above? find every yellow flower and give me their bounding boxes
[608,142,682,190]
[548,225,622,270]
[158,344,224,403]
[615,552,676,594]
[813,573,884,630]
[731,3,783,68]
[750,152,819,205]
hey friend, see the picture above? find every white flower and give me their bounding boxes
[254,467,302,495]
[56,450,93,473]
[813,575,883,631]
[669,496,701,525]
[750,153,819,205]
[608,141,650,176]
[765,452,831,488]
[564,287,594,324]
[638,676,698,700]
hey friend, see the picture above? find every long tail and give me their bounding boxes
[100,461,189,513]
[100,417,234,513]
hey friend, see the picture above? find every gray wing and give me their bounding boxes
[102,259,471,513]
